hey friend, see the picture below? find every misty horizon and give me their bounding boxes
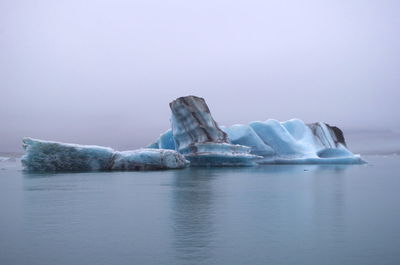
[1,0,399,152]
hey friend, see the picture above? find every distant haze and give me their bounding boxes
[1,0,399,152]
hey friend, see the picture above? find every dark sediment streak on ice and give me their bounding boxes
[21,95,364,171]
[150,96,364,164]
[169,96,261,166]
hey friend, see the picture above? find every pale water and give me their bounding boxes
[1,155,400,265]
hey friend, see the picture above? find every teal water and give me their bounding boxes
[1,155,400,265]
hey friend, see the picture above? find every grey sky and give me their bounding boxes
[1,0,399,152]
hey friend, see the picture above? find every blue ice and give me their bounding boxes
[22,138,189,172]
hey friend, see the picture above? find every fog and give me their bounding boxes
[1,0,399,152]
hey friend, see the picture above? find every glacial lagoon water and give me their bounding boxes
[1,155,400,265]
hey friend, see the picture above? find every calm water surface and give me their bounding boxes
[1,155,400,265]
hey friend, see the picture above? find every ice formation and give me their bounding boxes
[167,96,261,166]
[22,95,364,172]
[112,149,189,170]
[0,156,10,162]
[247,119,363,164]
[149,96,364,165]
[22,138,189,172]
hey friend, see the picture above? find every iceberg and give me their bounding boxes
[112,149,189,170]
[0,156,10,162]
[149,96,364,165]
[21,138,189,172]
[167,96,261,166]
[222,124,275,157]
[248,119,363,164]
[147,129,176,150]
[21,95,364,172]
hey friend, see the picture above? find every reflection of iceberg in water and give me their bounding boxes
[170,169,217,263]
[198,163,353,175]
[168,164,354,264]
[311,170,347,245]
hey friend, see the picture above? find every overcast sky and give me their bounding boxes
[1,0,399,152]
